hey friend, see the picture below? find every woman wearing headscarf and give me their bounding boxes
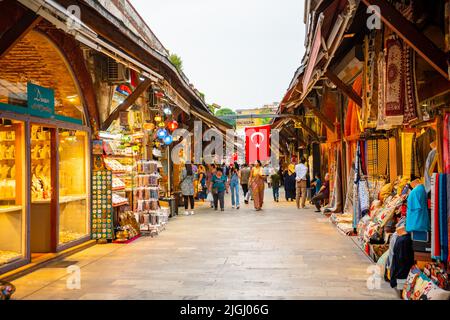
[284,164,297,202]
[249,160,265,211]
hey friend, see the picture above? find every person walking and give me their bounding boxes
[284,164,296,202]
[206,164,217,208]
[249,160,265,211]
[271,170,281,202]
[295,158,308,209]
[311,173,330,212]
[180,163,195,215]
[211,168,228,211]
[240,164,251,204]
[230,166,240,209]
[197,165,207,202]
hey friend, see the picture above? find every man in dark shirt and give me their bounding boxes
[270,172,281,202]
[311,173,330,212]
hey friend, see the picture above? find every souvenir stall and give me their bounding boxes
[93,84,181,241]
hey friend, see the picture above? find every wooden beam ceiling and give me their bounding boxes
[324,69,363,107]
[362,0,449,80]
[302,98,336,132]
[0,3,42,59]
[102,78,153,131]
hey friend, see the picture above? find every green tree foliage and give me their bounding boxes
[169,54,183,73]
[215,108,237,127]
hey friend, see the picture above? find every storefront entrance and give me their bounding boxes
[30,125,54,257]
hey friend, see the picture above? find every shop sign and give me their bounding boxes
[27,83,55,119]
[0,83,82,125]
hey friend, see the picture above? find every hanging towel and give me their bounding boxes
[439,174,448,262]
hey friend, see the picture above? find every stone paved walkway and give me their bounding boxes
[12,189,398,300]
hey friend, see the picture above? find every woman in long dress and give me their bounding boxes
[249,160,265,211]
[284,164,296,202]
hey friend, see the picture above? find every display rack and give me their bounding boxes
[91,170,114,241]
[134,160,168,236]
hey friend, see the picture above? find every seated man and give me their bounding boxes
[311,173,330,212]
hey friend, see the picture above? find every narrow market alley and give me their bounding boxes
[11,191,398,300]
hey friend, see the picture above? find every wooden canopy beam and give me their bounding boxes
[102,78,153,131]
[302,98,336,132]
[0,5,42,59]
[325,70,363,107]
[362,0,449,80]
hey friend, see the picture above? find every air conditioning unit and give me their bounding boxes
[106,58,130,84]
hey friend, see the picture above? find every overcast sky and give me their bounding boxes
[130,0,306,110]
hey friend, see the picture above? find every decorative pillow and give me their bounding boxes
[423,263,449,290]
[402,266,421,300]
[411,273,432,300]
[418,281,450,300]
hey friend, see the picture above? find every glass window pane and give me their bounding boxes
[58,129,89,245]
[0,119,25,266]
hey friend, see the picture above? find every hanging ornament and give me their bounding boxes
[168,120,179,131]
[154,115,162,123]
[163,106,172,115]
[143,122,155,131]
[157,128,168,139]
[163,135,173,145]
[158,122,166,128]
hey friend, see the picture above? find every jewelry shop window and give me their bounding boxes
[0,119,25,267]
[58,129,89,245]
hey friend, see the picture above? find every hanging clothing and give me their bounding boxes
[424,149,438,194]
[390,234,414,288]
[406,184,430,233]
[431,173,440,260]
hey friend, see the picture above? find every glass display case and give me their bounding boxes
[58,129,89,245]
[0,119,25,267]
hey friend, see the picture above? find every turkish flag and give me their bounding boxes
[245,125,271,164]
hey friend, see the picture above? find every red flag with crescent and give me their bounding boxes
[245,125,271,164]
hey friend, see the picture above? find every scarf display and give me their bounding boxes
[385,38,404,124]
[439,174,448,262]
[444,114,450,174]
[431,173,450,262]
[324,149,343,214]
[431,173,439,259]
